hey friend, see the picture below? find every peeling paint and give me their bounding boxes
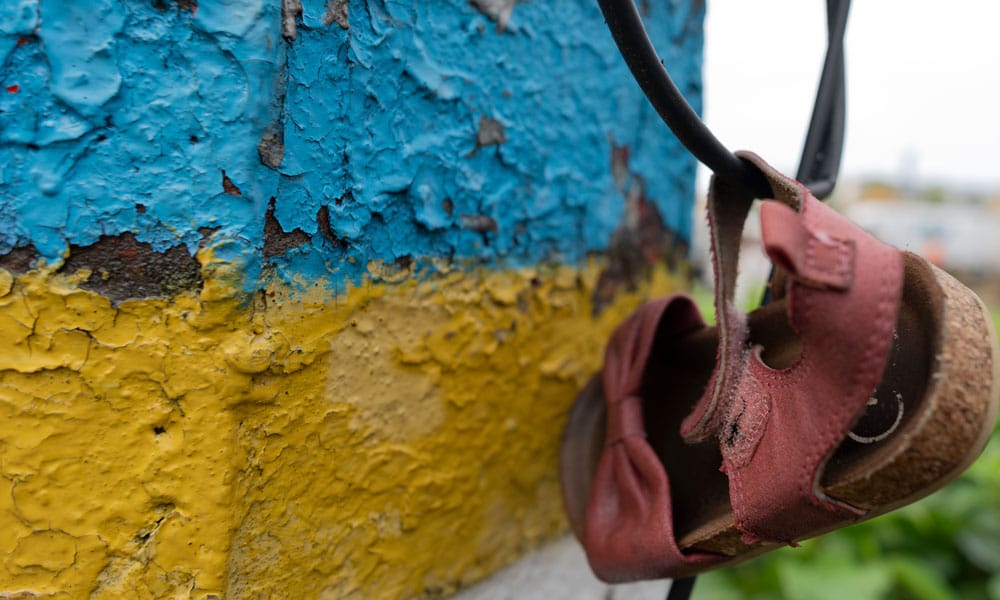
[263,198,310,258]
[221,170,242,196]
[593,144,687,314]
[460,214,499,234]
[316,205,349,249]
[323,0,349,29]
[0,246,38,274]
[469,0,519,32]
[59,232,203,304]
[475,115,507,148]
[0,1,705,597]
[0,0,703,292]
[467,115,507,157]
[0,262,685,598]
[281,0,303,40]
[256,124,285,169]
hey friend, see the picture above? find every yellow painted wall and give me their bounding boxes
[0,254,684,599]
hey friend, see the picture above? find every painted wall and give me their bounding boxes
[0,1,703,598]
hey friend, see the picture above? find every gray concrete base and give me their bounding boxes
[453,537,673,600]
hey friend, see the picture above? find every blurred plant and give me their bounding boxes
[693,309,1000,600]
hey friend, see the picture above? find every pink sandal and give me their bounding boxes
[560,153,1000,581]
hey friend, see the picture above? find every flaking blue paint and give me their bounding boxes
[0,0,704,293]
[0,1,39,36]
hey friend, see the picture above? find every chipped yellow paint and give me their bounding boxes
[0,259,685,599]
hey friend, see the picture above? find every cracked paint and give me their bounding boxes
[0,0,703,292]
[0,1,705,598]
[592,143,688,314]
[0,261,686,598]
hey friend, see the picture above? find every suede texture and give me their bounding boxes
[583,296,725,581]
[697,153,904,544]
[581,152,905,578]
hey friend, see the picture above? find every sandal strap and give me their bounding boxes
[760,201,854,291]
[729,170,902,543]
[680,152,799,442]
[683,152,904,544]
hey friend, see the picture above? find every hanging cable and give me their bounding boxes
[596,0,851,200]
[594,1,856,588]
[665,576,696,600]
[595,0,771,198]
[766,0,851,304]
[796,0,851,198]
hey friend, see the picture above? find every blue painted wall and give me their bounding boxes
[0,0,704,292]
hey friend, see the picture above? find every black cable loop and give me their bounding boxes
[597,0,851,200]
[592,4,856,593]
[796,0,851,198]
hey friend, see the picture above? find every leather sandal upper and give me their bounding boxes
[682,152,904,544]
[580,153,905,582]
[583,296,725,581]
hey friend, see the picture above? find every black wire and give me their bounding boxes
[594,4,852,593]
[763,0,851,305]
[596,0,773,199]
[796,0,851,198]
[597,0,851,201]
[665,577,696,600]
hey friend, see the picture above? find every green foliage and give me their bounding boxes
[690,308,1000,599]
[689,280,768,325]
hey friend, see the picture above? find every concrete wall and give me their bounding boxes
[0,1,703,597]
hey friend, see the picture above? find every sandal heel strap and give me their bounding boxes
[760,200,854,291]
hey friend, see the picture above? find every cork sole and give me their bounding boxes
[560,254,1000,570]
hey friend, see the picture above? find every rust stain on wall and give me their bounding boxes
[0,246,39,274]
[592,144,687,315]
[60,233,203,304]
[263,198,310,258]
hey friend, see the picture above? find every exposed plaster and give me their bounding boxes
[469,0,519,32]
[256,125,285,169]
[281,0,303,41]
[58,233,203,305]
[262,198,310,258]
[221,170,243,196]
[0,247,38,274]
[467,115,508,157]
[323,0,349,30]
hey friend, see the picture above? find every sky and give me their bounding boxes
[699,0,1000,191]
